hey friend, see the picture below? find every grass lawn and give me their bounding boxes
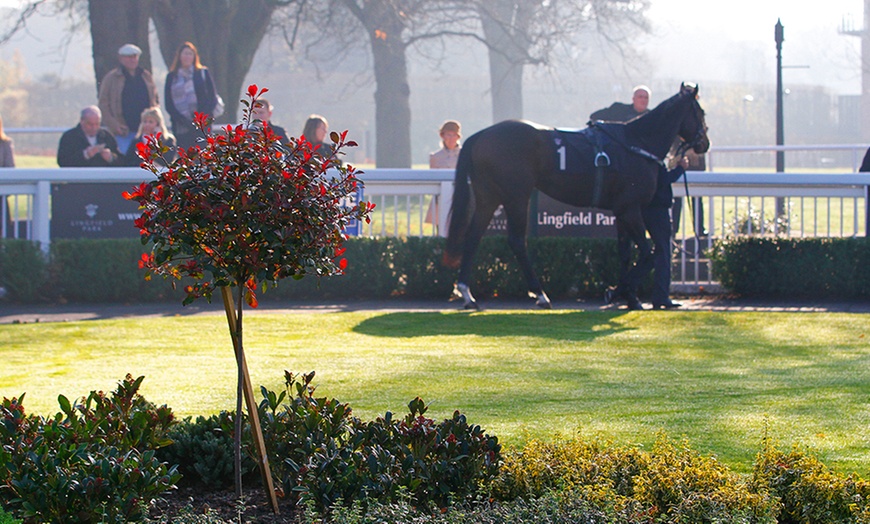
[1,309,868,476]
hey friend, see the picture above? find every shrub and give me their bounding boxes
[250,371,501,511]
[752,437,870,524]
[0,375,180,523]
[0,507,21,524]
[0,239,46,302]
[710,237,870,298]
[491,433,777,524]
[156,413,256,490]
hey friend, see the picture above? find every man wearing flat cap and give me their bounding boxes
[97,43,159,155]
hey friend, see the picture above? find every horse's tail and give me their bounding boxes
[442,133,478,268]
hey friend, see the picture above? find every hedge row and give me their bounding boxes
[2,236,869,304]
[710,236,870,298]
[0,237,621,304]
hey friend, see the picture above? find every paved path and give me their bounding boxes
[1,295,868,324]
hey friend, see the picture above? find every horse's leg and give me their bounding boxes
[615,209,652,310]
[504,203,551,309]
[454,202,500,310]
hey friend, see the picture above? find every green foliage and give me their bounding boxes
[258,371,500,511]
[0,239,46,302]
[49,239,180,302]
[752,436,870,524]
[0,236,623,303]
[490,434,777,524]
[0,507,21,524]
[156,413,255,490]
[125,84,373,306]
[710,236,870,298]
[0,375,180,523]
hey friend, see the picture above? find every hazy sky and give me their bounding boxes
[0,0,866,95]
[645,0,864,93]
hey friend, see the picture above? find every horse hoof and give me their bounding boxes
[536,293,552,309]
[456,282,478,310]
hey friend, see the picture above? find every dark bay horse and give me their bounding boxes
[442,83,710,309]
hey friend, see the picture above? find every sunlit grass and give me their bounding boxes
[1,309,868,475]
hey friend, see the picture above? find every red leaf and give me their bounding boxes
[339,258,348,270]
[247,84,258,97]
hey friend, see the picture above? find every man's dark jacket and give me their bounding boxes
[56,124,120,167]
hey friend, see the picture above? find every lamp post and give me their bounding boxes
[775,19,784,172]
[775,19,786,216]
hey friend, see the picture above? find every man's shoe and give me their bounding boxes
[626,295,644,310]
[652,301,682,309]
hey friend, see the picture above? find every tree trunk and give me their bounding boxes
[342,0,412,168]
[479,0,532,123]
[88,0,153,94]
[486,49,523,123]
[151,0,277,124]
[370,30,412,168]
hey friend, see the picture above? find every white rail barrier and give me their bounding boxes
[2,167,869,287]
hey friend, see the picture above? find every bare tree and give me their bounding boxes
[471,0,650,122]
[331,0,419,168]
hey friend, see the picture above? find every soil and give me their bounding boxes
[149,485,300,523]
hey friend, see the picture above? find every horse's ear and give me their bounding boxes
[680,82,698,96]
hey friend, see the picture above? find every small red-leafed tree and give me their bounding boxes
[124,84,374,512]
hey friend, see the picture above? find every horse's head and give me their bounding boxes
[678,82,710,154]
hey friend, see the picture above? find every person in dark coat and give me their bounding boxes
[56,106,120,167]
[860,147,870,172]
[250,98,290,146]
[607,157,688,310]
[589,85,651,123]
[164,41,220,149]
[592,85,652,309]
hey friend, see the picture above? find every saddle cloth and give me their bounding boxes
[549,124,629,178]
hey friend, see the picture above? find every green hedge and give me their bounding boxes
[0,237,622,304]
[709,236,870,298]
[2,236,869,304]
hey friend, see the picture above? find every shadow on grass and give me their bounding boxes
[352,310,633,341]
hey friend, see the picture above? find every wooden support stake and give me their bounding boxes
[221,286,280,514]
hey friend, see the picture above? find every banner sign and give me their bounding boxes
[51,183,143,239]
[486,192,617,238]
[51,182,367,239]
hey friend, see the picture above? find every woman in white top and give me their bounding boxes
[429,120,461,169]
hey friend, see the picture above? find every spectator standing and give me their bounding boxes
[57,106,120,167]
[301,114,330,152]
[97,43,159,155]
[123,106,176,167]
[0,111,14,168]
[164,41,221,149]
[429,120,461,169]
[1,111,17,237]
[250,98,290,146]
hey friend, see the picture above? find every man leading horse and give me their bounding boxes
[442,83,710,311]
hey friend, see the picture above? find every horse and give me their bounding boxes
[442,83,710,310]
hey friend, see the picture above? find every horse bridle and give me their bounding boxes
[674,99,708,158]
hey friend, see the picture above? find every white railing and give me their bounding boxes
[2,166,869,287]
[707,144,870,172]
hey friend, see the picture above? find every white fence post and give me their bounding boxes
[33,180,51,253]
